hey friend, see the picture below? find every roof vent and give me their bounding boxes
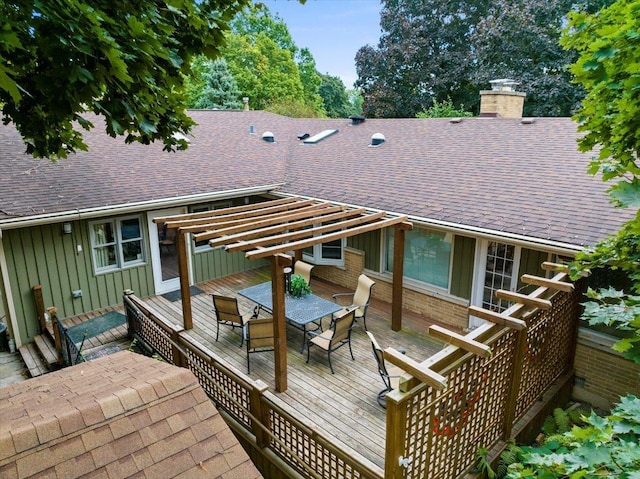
[297,133,310,140]
[449,117,463,124]
[303,129,338,144]
[520,118,536,125]
[349,115,366,125]
[369,133,385,147]
[262,131,275,143]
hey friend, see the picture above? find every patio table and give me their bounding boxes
[238,282,341,353]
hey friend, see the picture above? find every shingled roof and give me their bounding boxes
[0,110,633,248]
[0,351,262,479]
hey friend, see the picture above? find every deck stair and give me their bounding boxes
[18,332,60,378]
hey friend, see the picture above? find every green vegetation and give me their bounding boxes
[416,98,473,118]
[0,0,252,159]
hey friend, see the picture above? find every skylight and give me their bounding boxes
[303,129,338,144]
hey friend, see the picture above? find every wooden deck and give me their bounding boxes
[139,267,446,468]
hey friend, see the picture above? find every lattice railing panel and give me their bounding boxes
[515,289,580,419]
[266,402,373,479]
[183,344,252,429]
[402,330,518,479]
[125,298,175,364]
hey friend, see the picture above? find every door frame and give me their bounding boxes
[469,239,521,329]
[148,207,189,294]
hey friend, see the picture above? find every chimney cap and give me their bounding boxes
[489,79,519,91]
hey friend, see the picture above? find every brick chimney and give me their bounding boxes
[479,79,526,118]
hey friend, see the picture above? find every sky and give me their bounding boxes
[261,0,383,88]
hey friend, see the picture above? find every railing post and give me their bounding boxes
[250,380,270,448]
[123,289,135,337]
[49,307,63,364]
[502,328,528,439]
[385,395,408,479]
[171,328,185,367]
[33,285,46,334]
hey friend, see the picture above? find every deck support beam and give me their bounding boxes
[392,222,412,331]
[272,254,291,392]
[177,230,193,330]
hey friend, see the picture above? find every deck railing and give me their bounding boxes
[122,268,580,479]
[123,290,383,479]
[383,270,581,479]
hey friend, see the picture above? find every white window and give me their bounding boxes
[90,216,145,273]
[385,227,453,290]
[302,238,345,265]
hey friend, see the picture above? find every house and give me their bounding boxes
[0,350,262,478]
[0,85,636,406]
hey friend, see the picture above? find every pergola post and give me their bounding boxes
[177,230,193,330]
[272,254,291,392]
[392,222,412,331]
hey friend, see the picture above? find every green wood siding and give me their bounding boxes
[192,247,267,283]
[4,221,153,343]
[450,235,476,300]
[518,248,550,293]
[348,231,380,271]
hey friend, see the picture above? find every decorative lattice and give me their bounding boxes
[401,330,517,479]
[515,289,580,419]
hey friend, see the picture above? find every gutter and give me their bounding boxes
[271,192,583,255]
[0,184,284,231]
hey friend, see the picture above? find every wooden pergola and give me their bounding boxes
[154,196,412,391]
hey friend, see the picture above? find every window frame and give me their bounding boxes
[383,226,454,292]
[302,238,346,266]
[90,215,145,274]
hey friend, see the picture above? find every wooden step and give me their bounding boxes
[34,334,59,368]
[18,343,49,378]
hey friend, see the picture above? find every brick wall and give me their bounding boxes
[573,329,640,410]
[314,248,469,330]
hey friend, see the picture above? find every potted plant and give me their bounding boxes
[289,274,311,298]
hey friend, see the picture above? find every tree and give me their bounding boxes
[223,4,324,115]
[184,57,243,110]
[355,0,490,118]
[0,0,251,159]
[470,0,589,117]
[318,74,353,118]
[416,98,473,118]
[223,32,306,111]
[355,0,609,119]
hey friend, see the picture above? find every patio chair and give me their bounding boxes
[244,317,275,374]
[306,309,356,374]
[211,294,257,346]
[332,274,375,330]
[293,260,314,285]
[366,331,404,408]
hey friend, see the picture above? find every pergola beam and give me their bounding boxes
[495,290,552,310]
[468,305,527,330]
[153,196,302,224]
[429,325,492,357]
[226,211,386,252]
[174,202,336,233]
[245,216,409,260]
[204,207,363,247]
[521,274,574,292]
